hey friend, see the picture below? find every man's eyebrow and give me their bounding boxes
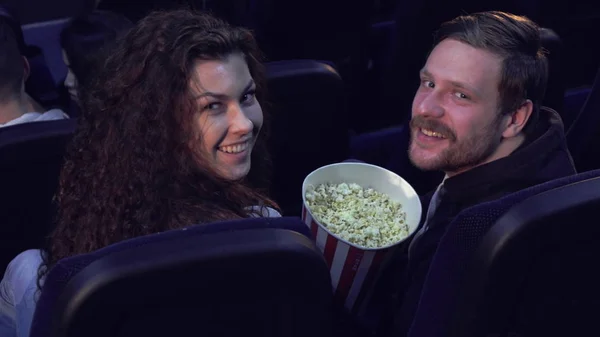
[420,68,482,97]
[449,80,481,97]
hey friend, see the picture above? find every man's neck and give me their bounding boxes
[24,93,44,113]
[0,97,30,124]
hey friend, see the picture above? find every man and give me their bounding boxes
[369,11,576,336]
[0,6,52,112]
[0,19,67,128]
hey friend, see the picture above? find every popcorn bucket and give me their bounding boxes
[301,162,422,313]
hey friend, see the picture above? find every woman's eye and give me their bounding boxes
[205,102,222,111]
[242,90,256,103]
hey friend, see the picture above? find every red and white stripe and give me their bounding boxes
[302,206,389,312]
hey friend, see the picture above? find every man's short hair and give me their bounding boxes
[0,18,25,103]
[0,5,26,53]
[433,11,549,133]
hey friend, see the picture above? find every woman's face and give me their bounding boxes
[189,53,263,181]
[62,49,79,103]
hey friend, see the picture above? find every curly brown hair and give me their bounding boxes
[39,9,278,287]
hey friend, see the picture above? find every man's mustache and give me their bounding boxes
[410,116,456,141]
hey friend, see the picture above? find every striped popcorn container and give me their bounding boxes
[301,162,422,313]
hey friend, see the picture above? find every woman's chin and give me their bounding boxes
[218,162,251,181]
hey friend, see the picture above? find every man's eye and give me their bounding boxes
[454,92,469,100]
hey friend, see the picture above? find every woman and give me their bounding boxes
[0,9,279,337]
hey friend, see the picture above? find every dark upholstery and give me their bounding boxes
[266,60,349,216]
[407,170,600,337]
[451,172,600,337]
[0,119,76,273]
[0,0,95,24]
[354,20,397,134]
[567,67,600,171]
[22,18,72,87]
[248,0,372,132]
[195,0,250,27]
[539,28,566,124]
[538,7,600,89]
[30,216,333,337]
[248,0,371,65]
[564,87,592,129]
[97,0,188,23]
[25,45,63,108]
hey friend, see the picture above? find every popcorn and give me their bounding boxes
[304,182,409,248]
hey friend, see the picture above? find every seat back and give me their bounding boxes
[265,60,349,216]
[22,18,73,86]
[96,0,189,22]
[539,28,566,124]
[248,0,371,64]
[194,0,250,27]
[0,119,76,272]
[30,217,333,337]
[407,169,600,337]
[567,66,600,171]
[1,0,95,24]
[249,0,371,132]
[452,173,600,336]
[25,45,64,108]
[538,2,600,89]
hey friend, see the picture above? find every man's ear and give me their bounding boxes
[22,56,31,82]
[502,99,533,138]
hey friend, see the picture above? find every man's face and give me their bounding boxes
[409,38,507,176]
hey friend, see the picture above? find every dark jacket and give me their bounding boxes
[374,107,576,337]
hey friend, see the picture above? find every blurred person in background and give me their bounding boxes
[60,10,133,114]
[0,18,68,128]
[0,5,55,116]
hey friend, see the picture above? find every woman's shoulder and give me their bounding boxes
[246,205,282,218]
[3,250,43,303]
[5,250,43,278]
[262,206,282,218]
